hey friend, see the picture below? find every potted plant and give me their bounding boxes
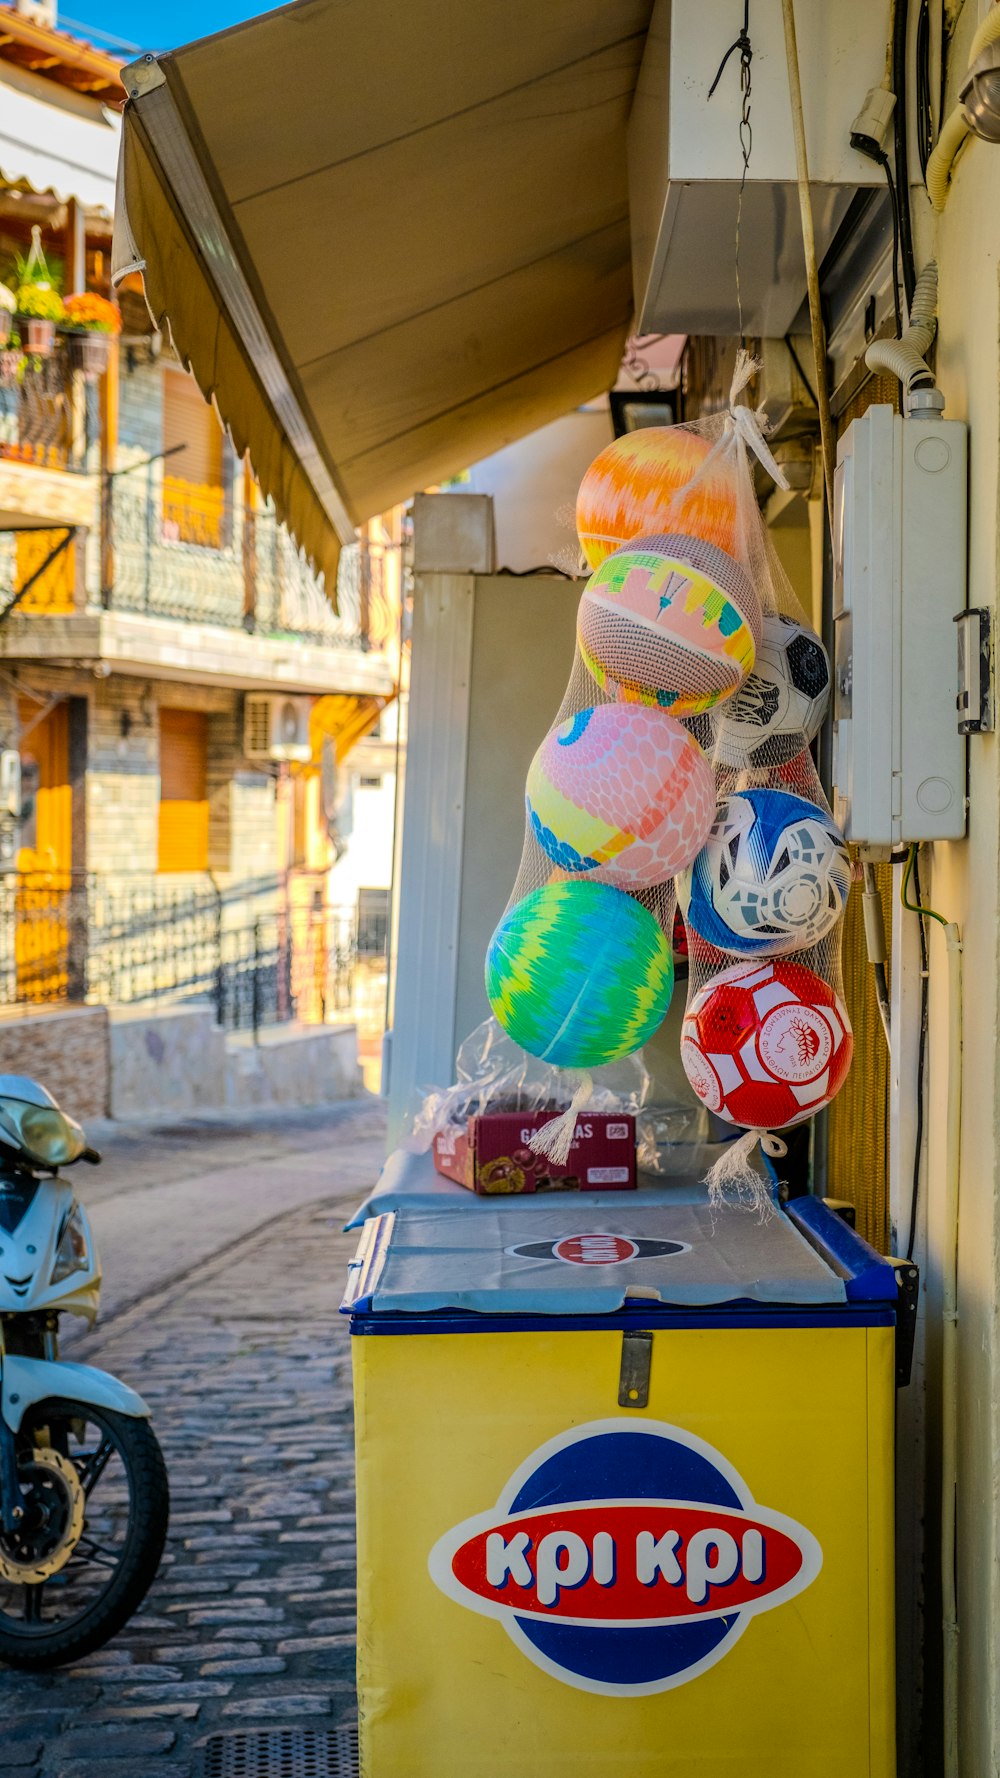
[63,292,122,378]
[0,284,14,349]
[12,226,65,357]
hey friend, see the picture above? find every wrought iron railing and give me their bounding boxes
[0,337,100,474]
[0,872,386,1033]
[103,474,393,649]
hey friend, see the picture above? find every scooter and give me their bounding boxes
[0,1074,168,1668]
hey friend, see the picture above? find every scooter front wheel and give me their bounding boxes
[0,1397,168,1669]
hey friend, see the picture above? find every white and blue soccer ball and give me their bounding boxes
[711,613,830,768]
[677,787,851,957]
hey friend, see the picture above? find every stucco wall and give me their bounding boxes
[916,26,1000,1773]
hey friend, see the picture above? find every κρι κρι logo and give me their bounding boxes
[428,1418,821,1695]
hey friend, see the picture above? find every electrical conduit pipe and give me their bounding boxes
[865,260,939,407]
[926,1,1000,209]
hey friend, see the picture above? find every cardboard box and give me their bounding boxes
[432,1111,636,1194]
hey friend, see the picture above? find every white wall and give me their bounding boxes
[327,771,396,907]
[465,405,613,573]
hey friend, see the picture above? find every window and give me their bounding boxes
[357,886,390,957]
[161,368,226,549]
[158,708,209,872]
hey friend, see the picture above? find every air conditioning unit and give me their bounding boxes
[629,0,888,336]
[243,694,313,763]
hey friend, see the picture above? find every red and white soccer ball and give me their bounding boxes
[681,959,853,1130]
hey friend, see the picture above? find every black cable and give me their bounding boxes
[783,333,818,407]
[876,150,905,340]
[915,0,934,180]
[891,0,918,308]
[848,133,903,340]
[906,848,930,1262]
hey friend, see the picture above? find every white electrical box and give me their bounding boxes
[831,406,968,852]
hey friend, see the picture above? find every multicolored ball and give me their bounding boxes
[577,532,761,717]
[677,788,851,957]
[526,704,715,889]
[576,428,738,569]
[486,879,674,1068]
[681,958,853,1130]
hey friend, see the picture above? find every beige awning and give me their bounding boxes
[113,0,651,598]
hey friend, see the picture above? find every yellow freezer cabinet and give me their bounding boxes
[344,1196,899,1778]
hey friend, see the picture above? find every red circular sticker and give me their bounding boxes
[552,1234,641,1266]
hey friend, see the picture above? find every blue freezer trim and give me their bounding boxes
[349,1305,896,1335]
[784,1197,898,1302]
[341,1212,395,1313]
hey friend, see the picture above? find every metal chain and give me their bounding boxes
[708,1,753,342]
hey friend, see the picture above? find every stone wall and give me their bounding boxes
[0,1003,109,1118]
[86,676,160,874]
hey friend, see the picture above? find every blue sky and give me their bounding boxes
[61,1,270,55]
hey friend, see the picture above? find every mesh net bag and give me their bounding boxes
[485,353,850,1183]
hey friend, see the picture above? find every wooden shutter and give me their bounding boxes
[158,707,209,872]
[162,367,225,547]
[17,698,71,872]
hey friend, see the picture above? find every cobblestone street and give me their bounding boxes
[2,1101,385,1777]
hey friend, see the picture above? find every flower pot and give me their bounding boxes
[72,333,111,380]
[25,319,55,357]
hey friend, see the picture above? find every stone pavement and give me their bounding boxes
[3,1101,386,1777]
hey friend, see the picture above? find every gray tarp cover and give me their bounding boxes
[345,1145,748,1230]
[362,1202,846,1316]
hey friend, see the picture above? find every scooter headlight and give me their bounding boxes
[1,1103,85,1168]
[50,1201,90,1286]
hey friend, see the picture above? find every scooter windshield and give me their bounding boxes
[0,1096,86,1168]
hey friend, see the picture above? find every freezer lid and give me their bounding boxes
[342,1199,898,1317]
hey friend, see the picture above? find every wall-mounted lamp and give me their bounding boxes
[961,43,1000,140]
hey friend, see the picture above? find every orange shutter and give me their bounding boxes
[162,367,225,548]
[158,707,209,872]
[15,530,75,614]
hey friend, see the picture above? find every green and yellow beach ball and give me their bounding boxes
[485,878,674,1068]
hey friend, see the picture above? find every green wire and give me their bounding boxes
[901,844,948,927]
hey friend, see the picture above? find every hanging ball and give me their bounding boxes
[526,704,715,889]
[711,613,831,769]
[577,532,761,717]
[576,427,738,569]
[681,957,853,1130]
[677,787,851,957]
[485,879,674,1069]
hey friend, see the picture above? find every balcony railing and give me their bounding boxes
[0,871,387,1033]
[0,337,100,474]
[104,474,392,650]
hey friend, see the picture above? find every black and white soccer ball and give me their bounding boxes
[712,613,830,768]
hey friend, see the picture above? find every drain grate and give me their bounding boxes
[202,1724,359,1778]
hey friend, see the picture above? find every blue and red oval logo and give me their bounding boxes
[506,1234,689,1266]
[429,1419,822,1694]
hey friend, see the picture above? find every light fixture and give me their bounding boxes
[960,43,1000,142]
[608,388,679,438]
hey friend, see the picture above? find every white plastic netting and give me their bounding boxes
[481,353,850,1199]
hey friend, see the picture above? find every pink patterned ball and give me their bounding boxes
[526,704,715,889]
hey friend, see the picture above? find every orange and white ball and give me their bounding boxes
[577,427,738,570]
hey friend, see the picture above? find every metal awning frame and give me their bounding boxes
[117,55,356,556]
